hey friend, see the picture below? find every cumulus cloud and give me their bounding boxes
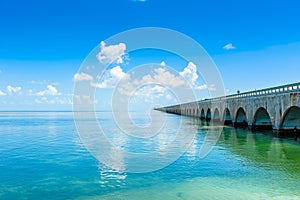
[160,61,166,67]
[74,72,93,81]
[96,41,127,64]
[140,61,199,88]
[151,68,185,87]
[179,62,198,86]
[7,85,22,94]
[91,66,129,88]
[92,61,211,98]
[137,62,213,92]
[110,65,128,79]
[0,90,6,96]
[37,85,61,96]
[116,64,187,97]
[223,43,236,50]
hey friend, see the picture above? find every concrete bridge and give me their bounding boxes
[157,82,300,131]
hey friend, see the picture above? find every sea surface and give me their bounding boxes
[1,111,300,200]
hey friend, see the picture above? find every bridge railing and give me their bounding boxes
[159,82,300,109]
[200,82,300,102]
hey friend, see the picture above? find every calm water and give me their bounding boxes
[1,111,300,200]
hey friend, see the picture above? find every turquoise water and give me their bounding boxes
[1,111,300,199]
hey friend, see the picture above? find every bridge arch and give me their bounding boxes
[206,108,211,121]
[213,108,221,123]
[223,108,233,125]
[280,106,300,130]
[200,109,205,119]
[252,107,273,130]
[235,107,248,128]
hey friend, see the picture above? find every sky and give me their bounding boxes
[0,0,300,110]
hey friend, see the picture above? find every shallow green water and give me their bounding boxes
[1,111,300,199]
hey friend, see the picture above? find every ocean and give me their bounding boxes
[1,111,300,199]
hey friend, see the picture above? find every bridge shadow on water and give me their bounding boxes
[186,115,300,143]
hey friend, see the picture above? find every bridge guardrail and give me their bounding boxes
[200,82,300,103]
[159,82,300,109]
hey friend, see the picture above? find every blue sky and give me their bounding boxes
[0,0,300,110]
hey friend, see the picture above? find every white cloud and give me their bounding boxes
[160,61,166,67]
[153,68,186,87]
[179,62,198,86]
[151,85,166,93]
[28,89,34,96]
[36,85,61,96]
[115,66,187,97]
[208,84,216,91]
[133,85,166,98]
[138,67,186,88]
[223,43,236,50]
[7,85,22,94]
[110,66,128,79]
[132,0,146,2]
[73,95,96,105]
[91,66,129,88]
[34,96,72,105]
[195,84,208,90]
[92,62,212,98]
[0,90,6,96]
[129,85,171,105]
[165,94,173,100]
[74,72,93,81]
[96,41,126,64]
